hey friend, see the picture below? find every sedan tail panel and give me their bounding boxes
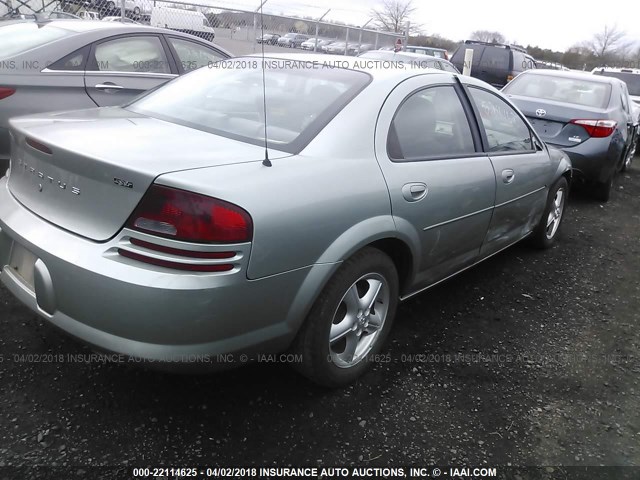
[506,95,610,147]
[7,108,283,241]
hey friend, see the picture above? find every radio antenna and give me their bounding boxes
[258,0,272,167]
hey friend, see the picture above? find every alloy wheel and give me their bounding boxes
[545,187,565,239]
[329,273,390,368]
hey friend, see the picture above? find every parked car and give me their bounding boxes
[256,33,280,45]
[276,33,308,48]
[592,67,640,157]
[404,45,449,60]
[300,38,331,51]
[78,11,100,20]
[450,40,537,88]
[0,19,231,175]
[359,50,459,73]
[92,0,142,17]
[353,43,375,55]
[503,70,637,200]
[324,41,357,55]
[149,7,215,41]
[0,53,571,386]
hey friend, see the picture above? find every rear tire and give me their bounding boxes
[291,247,399,387]
[529,177,568,249]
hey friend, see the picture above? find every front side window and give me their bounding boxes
[468,87,533,153]
[94,36,170,74]
[388,85,476,160]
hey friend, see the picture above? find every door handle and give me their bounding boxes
[95,83,124,91]
[401,183,428,202]
[501,169,515,184]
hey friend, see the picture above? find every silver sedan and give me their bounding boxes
[0,54,571,386]
[0,19,231,174]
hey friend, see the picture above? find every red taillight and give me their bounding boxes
[25,137,52,155]
[0,87,15,100]
[570,119,617,138]
[126,185,253,244]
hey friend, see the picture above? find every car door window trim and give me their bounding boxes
[387,82,483,162]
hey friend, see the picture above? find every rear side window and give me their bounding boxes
[48,47,87,71]
[0,23,72,59]
[388,85,476,160]
[468,87,533,153]
[451,44,484,71]
[94,36,171,74]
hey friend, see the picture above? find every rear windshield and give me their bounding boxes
[128,59,371,153]
[593,71,640,96]
[504,74,612,108]
[0,23,72,59]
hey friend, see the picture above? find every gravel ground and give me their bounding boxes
[0,157,638,473]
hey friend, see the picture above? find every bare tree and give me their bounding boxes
[371,0,417,34]
[470,30,506,44]
[588,24,626,61]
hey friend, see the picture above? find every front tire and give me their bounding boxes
[291,247,399,387]
[529,177,568,249]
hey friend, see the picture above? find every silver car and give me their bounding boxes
[0,19,231,174]
[0,54,571,386]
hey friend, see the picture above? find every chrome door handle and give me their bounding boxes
[95,83,124,90]
[401,182,428,202]
[501,169,515,184]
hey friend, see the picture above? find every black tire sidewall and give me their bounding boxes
[530,177,568,249]
[294,248,399,387]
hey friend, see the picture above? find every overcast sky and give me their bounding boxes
[211,0,640,52]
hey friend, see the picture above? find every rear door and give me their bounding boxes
[477,47,510,87]
[465,85,550,255]
[375,75,496,289]
[84,34,177,106]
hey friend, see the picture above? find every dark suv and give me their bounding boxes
[451,40,536,88]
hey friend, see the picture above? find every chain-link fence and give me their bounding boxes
[0,0,407,57]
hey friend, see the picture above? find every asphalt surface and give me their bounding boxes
[0,156,639,473]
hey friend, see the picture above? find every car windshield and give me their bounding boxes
[594,71,640,96]
[505,74,612,108]
[128,59,371,153]
[0,23,73,59]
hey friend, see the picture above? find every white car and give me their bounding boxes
[150,6,214,41]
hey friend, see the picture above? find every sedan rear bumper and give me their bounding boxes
[0,177,327,368]
[548,137,621,183]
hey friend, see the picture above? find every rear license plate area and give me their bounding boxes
[9,242,37,291]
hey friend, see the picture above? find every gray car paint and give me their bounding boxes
[503,70,635,183]
[0,54,571,366]
[0,20,231,173]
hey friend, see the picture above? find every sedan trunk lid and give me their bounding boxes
[8,107,285,241]
[506,95,611,148]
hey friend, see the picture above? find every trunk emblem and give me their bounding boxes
[18,159,80,196]
[536,109,547,117]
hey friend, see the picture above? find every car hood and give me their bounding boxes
[7,107,288,241]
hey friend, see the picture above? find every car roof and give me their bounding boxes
[1,18,167,34]
[244,52,464,82]
[592,66,640,75]
[518,68,622,85]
